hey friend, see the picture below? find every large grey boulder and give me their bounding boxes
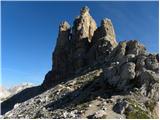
[145,54,159,71]
[113,99,129,114]
[120,62,136,80]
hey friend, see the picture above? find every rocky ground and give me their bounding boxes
[1,6,159,119]
[2,68,159,118]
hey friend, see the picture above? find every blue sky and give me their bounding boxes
[2,1,159,88]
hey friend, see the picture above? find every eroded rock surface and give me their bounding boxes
[42,6,117,89]
[2,6,159,119]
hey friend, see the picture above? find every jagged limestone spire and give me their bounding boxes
[59,21,70,32]
[80,6,90,16]
[56,21,70,48]
[100,18,117,46]
[72,6,97,42]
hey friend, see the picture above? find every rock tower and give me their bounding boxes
[42,6,120,89]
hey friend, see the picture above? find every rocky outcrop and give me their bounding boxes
[42,21,72,88]
[92,18,117,47]
[72,6,97,42]
[3,61,159,118]
[40,6,158,119]
[2,6,158,119]
[71,6,97,70]
[87,18,117,64]
[42,6,117,89]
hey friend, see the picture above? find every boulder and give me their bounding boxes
[125,40,146,56]
[113,99,129,114]
[136,70,159,99]
[136,55,147,71]
[110,41,127,61]
[145,54,159,71]
[120,62,136,80]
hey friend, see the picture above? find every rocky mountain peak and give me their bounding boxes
[56,21,70,48]
[2,6,159,119]
[80,6,90,16]
[42,7,153,89]
[100,18,117,46]
[42,7,120,89]
[72,6,97,42]
[59,21,70,32]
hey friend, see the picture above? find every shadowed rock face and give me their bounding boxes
[42,6,117,89]
[92,18,117,47]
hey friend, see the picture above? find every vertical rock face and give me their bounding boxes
[72,6,97,69]
[92,18,117,47]
[42,6,118,89]
[42,21,71,88]
[42,6,142,89]
[87,18,117,64]
[72,6,97,42]
[52,21,71,78]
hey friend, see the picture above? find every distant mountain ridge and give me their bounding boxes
[0,83,33,102]
[0,86,11,102]
[8,83,33,95]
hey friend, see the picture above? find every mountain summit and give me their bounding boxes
[2,6,159,119]
[42,6,118,89]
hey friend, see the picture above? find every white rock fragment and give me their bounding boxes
[14,103,20,109]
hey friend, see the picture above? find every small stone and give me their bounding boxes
[89,104,92,107]
[97,96,101,99]
[45,96,51,102]
[102,106,107,111]
[116,61,120,64]
[125,105,134,112]
[63,111,68,118]
[66,86,74,91]
[113,100,129,114]
[70,111,76,118]
[93,110,106,118]
[103,101,107,105]
[36,99,41,104]
[14,103,20,109]
[126,54,135,58]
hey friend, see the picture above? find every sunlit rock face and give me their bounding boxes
[72,6,97,42]
[71,6,97,70]
[41,6,157,98]
[42,6,119,89]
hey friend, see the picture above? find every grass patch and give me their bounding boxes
[145,100,156,112]
[124,99,151,119]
